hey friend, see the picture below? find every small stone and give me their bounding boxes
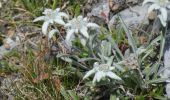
[111,4,120,11]
[3,43,10,50]
[148,11,157,20]
[7,29,15,38]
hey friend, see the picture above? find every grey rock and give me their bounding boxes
[0,39,19,56]
[109,5,149,29]
[90,0,110,23]
[166,83,170,98]
[163,28,170,98]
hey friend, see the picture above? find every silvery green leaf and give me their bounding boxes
[141,49,153,62]
[136,46,146,55]
[119,15,137,55]
[166,83,170,98]
[72,61,88,70]
[145,78,168,84]
[107,56,114,66]
[61,57,73,63]
[101,41,112,56]
[78,58,100,62]
[150,35,161,45]
[106,42,112,56]
[68,90,79,100]
[107,36,124,60]
[124,49,130,58]
[113,63,125,72]
[143,64,154,80]
[80,37,87,46]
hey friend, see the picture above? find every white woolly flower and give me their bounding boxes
[143,0,170,26]
[64,15,99,45]
[33,8,68,35]
[83,57,121,84]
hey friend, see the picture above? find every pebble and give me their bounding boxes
[3,43,10,50]
[148,11,157,20]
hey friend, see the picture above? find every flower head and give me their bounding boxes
[64,15,99,46]
[33,8,68,35]
[83,57,121,84]
[143,0,170,26]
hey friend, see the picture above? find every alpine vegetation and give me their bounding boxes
[27,1,170,99]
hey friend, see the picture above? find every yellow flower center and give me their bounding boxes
[71,18,86,30]
[46,11,56,19]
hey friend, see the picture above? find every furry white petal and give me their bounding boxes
[54,18,65,25]
[66,29,75,43]
[95,71,105,82]
[42,21,50,35]
[33,16,46,22]
[58,12,69,19]
[80,27,89,38]
[87,23,100,28]
[83,69,95,79]
[106,71,122,80]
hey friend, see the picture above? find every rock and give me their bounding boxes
[161,24,170,98]
[0,37,18,55]
[148,11,157,21]
[109,0,142,13]
[166,83,170,98]
[90,0,110,23]
[109,5,149,29]
[3,43,10,50]
[0,74,22,100]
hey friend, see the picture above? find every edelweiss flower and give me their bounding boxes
[64,15,99,45]
[83,57,121,83]
[143,0,170,26]
[33,8,68,35]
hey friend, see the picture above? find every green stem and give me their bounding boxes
[52,0,57,10]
